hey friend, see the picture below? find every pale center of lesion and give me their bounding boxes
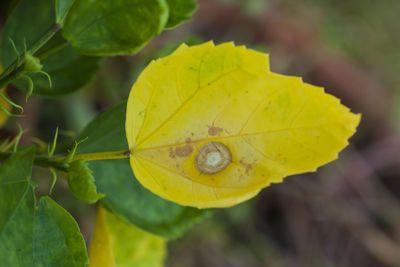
[206,152,222,166]
[196,142,231,174]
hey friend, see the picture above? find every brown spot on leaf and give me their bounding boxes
[240,159,253,175]
[169,144,193,158]
[208,126,223,136]
[169,148,175,158]
[175,144,193,157]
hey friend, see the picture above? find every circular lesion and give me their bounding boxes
[195,142,231,174]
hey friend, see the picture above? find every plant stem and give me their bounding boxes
[0,151,69,172]
[0,65,25,89]
[29,24,61,55]
[0,23,61,89]
[0,149,130,173]
[35,156,70,172]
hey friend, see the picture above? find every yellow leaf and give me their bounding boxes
[126,41,360,208]
[0,64,11,127]
[89,205,166,267]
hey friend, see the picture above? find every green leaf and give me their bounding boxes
[68,159,105,204]
[55,0,76,26]
[18,41,100,96]
[76,101,209,239]
[1,0,54,69]
[33,197,89,267]
[89,205,166,267]
[1,0,101,96]
[33,36,100,96]
[165,0,198,29]
[0,147,36,267]
[62,0,169,56]
[0,147,89,266]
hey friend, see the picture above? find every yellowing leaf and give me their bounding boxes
[89,205,166,267]
[125,41,360,208]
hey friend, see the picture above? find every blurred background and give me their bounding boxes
[2,0,400,266]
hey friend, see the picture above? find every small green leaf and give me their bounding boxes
[55,0,76,26]
[61,0,169,56]
[165,0,198,29]
[24,53,43,73]
[77,101,210,239]
[68,160,105,204]
[0,147,89,267]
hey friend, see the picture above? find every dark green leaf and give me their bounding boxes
[0,147,89,266]
[33,197,89,267]
[165,0,198,29]
[62,0,169,56]
[23,35,100,96]
[77,101,209,239]
[1,0,54,69]
[0,147,36,266]
[68,159,105,203]
[1,0,101,96]
[55,0,76,26]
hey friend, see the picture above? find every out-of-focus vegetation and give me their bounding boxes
[1,0,399,266]
[278,0,400,125]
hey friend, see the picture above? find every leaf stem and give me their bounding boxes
[56,150,131,162]
[0,151,69,172]
[0,149,130,173]
[29,24,61,55]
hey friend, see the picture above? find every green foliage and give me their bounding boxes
[24,53,43,73]
[33,197,89,267]
[68,159,105,203]
[55,0,76,26]
[1,0,100,96]
[165,0,198,28]
[1,0,54,70]
[0,147,89,266]
[68,160,105,203]
[0,147,36,267]
[0,0,198,95]
[76,102,210,239]
[62,0,169,56]
[32,36,100,96]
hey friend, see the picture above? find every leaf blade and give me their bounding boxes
[55,0,76,26]
[68,160,105,204]
[165,0,198,29]
[62,0,169,56]
[126,41,361,208]
[0,147,36,266]
[0,148,89,267]
[33,197,89,267]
